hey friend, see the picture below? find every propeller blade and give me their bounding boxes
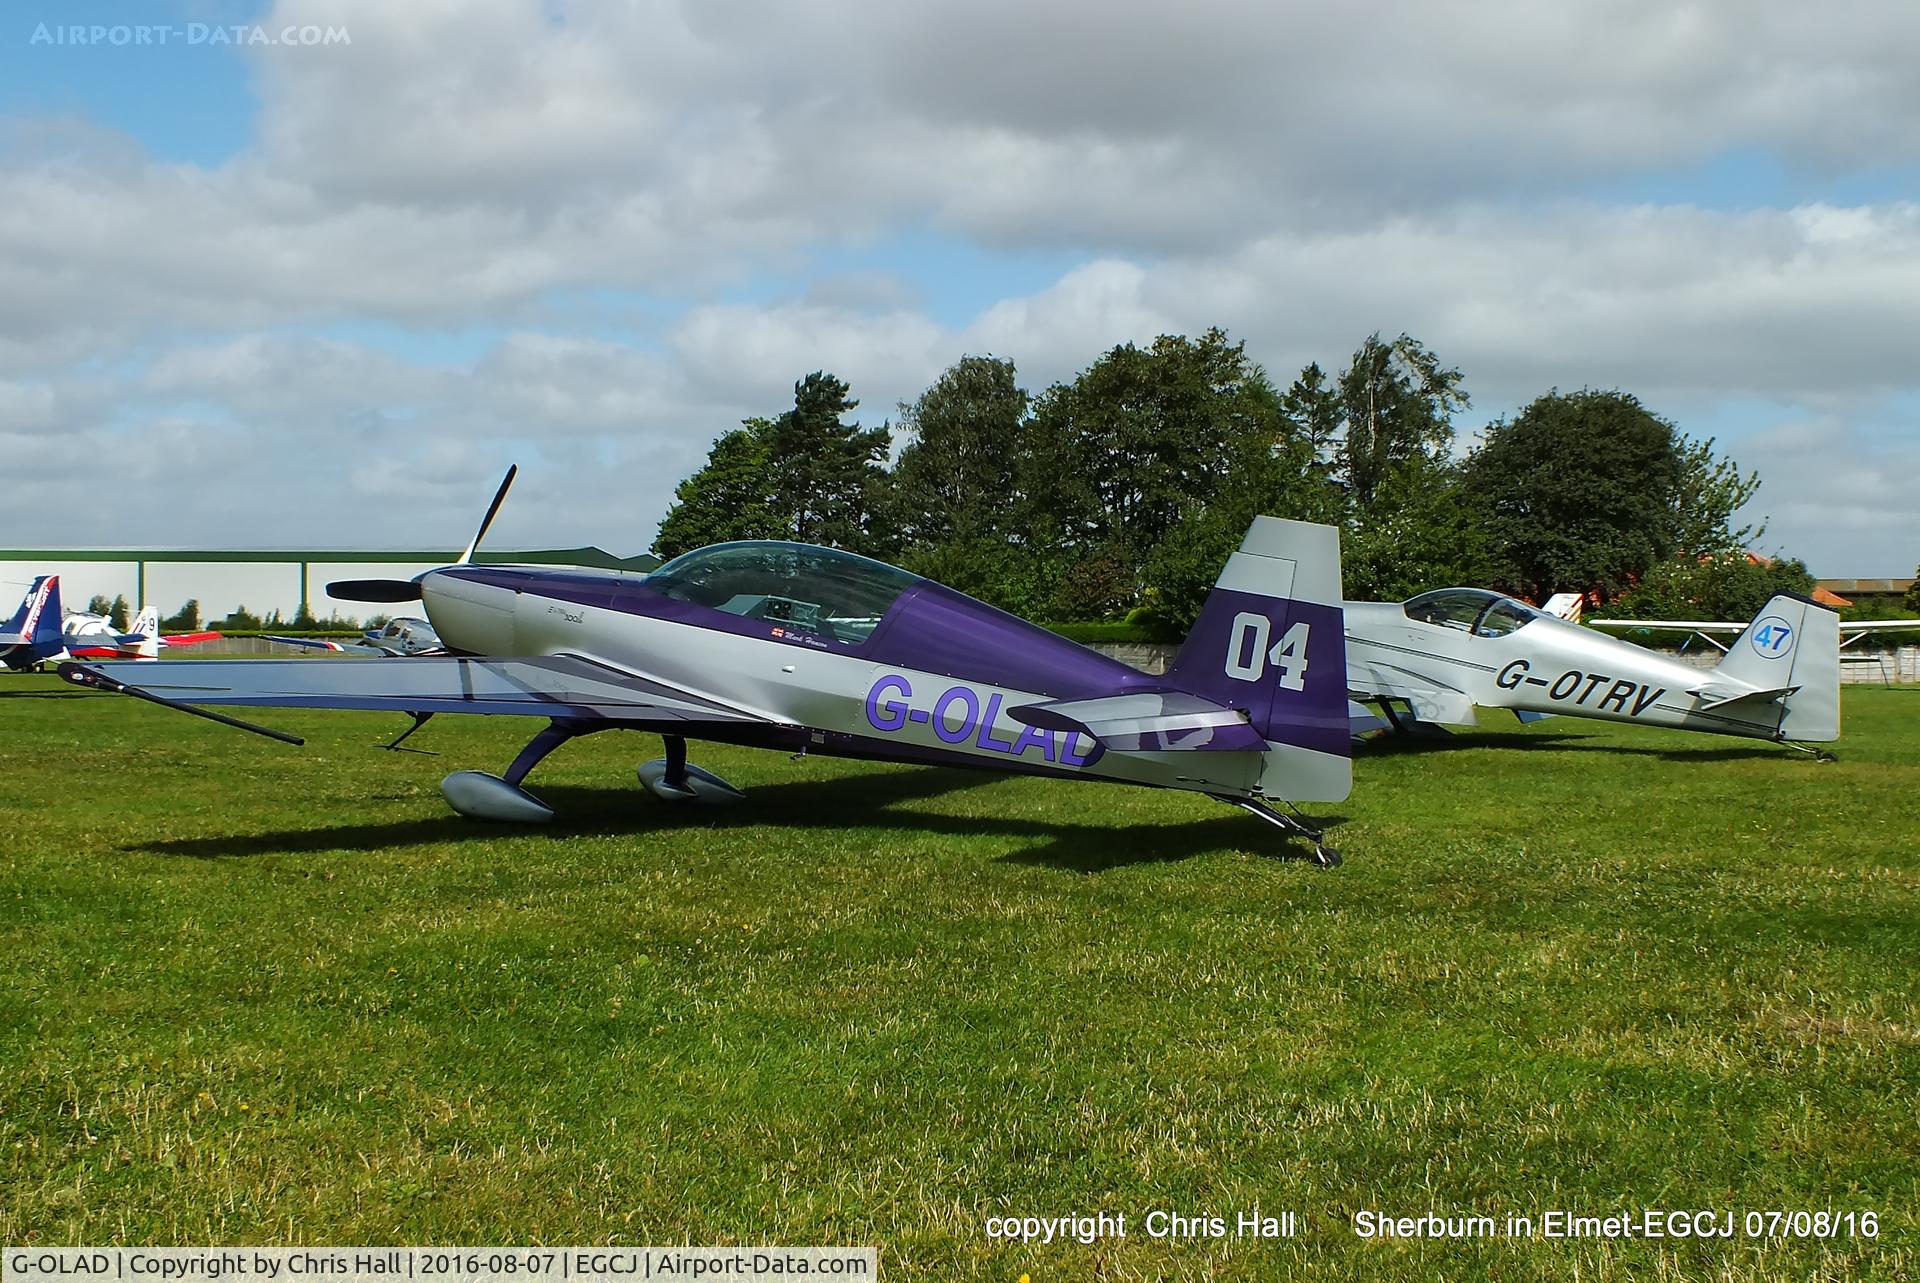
[327,578,424,603]
[459,464,518,565]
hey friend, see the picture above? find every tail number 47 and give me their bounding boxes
[1225,613,1310,690]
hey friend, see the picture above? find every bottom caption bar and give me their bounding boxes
[4,1248,878,1283]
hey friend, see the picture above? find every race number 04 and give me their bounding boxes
[1225,613,1310,690]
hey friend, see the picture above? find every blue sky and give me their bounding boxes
[1,0,1916,578]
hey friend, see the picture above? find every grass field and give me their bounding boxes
[2,674,1916,1280]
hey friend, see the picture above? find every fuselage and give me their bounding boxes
[1346,594,1803,740]
[417,558,1282,798]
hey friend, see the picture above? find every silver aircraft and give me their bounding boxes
[267,616,446,657]
[1345,588,1840,750]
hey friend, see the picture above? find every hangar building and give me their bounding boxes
[0,547,661,625]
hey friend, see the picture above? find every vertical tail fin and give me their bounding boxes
[1542,592,1583,622]
[128,605,161,659]
[1707,593,1840,741]
[1,576,65,662]
[6,576,64,645]
[1166,518,1350,800]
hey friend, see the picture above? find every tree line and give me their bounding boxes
[655,329,1802,633]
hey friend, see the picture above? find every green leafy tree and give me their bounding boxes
[1610,552,1815,622]
[1138,424,1343,636]
[890,356,1030,549]
[767,372,891,551]
[87,594,113,617]
[291,601,320,630]
[1025,329,1293,599]
[1669,435,1763,556]
[1279,361,1343,486]
[1907,569,1920,613]
[896,538,1068,622]
[653,419,786,559]
[1335,333,1467,506]
[218,605,264,631]
[109,594,129,631]
[1465,389,1684,604]
[1342,459,1503,602]
[160,599,200,632]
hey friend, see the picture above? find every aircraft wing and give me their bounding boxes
[160,631,222,646]
[57,655,770,730]
[1596,617,1915,633]
[1346,661,1477,725]
[1586,618,1743,633]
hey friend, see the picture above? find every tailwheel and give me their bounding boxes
[1218,795,1342,868]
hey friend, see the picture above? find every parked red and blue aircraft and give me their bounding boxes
[65,602,221,660]
[3,576,222,669]
[58,470,1356,863]
[1,576,66,672]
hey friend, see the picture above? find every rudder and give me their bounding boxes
[1710,593,1840,741]
[1166,518,1350,799]
[3,576,64,647]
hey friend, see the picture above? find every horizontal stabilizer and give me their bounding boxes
[1008,690,1268,752]
[1687,682,1797,712]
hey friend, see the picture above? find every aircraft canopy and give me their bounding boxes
[1402,588,1545,638]
[645,541,921,643]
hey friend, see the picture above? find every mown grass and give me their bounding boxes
[2,675,1916,1280]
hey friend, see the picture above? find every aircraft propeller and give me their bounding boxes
[327,465,518,604]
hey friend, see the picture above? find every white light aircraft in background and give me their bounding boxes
[1344,588,1843,754]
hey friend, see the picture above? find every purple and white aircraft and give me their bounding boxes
[59,470,1356,863]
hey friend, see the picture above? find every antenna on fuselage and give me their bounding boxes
[458,464,518,565]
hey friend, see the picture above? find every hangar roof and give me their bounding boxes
[0,546,661,571]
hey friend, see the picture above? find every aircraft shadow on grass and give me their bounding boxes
[1358,728,1787,764]
[127,763,1351,873]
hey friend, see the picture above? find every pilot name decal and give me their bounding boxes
[1496,659,1666,715]
[864,674,1102,766]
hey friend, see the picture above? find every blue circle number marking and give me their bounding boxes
[1749,615,1794,658]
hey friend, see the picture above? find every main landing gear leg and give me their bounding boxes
[1784,740,1839,762]
[441,718,602,822]
[1220,796,1342,867]
[638,733,746,804]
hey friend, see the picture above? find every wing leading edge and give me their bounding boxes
[57,655,769,729]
